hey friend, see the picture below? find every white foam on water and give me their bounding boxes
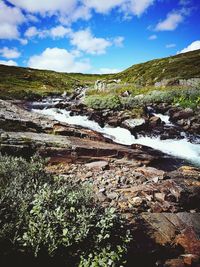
[153,113,172,125]
[33,108,200,166]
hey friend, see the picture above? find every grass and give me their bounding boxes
[0,49,200,100]
[0,64,108,100]
[113,49,200,86]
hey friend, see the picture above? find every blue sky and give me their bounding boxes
[0,0,199,73]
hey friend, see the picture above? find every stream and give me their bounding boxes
[32,102,200,167]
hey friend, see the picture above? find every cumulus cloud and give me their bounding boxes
[0,47,21,59]
[27,47,91,73]
[25,25,71,39]
[178,40,200,54]
[155,11,183,31]
[50,25,71,38]
[148,34,157,40]
[0,59,18,66]
[121,0,155,17]
[8,0,156,25]
[83,0,155,16]
[0,1,25,39]
[70,28,112,55]
[8,0,76,14]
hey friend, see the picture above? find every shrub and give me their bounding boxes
[84,95,122,110]
[0,154,131,266]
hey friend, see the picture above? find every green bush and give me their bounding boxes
[121,87,200,109]
[0,154,131,266]
[84,95,122,110]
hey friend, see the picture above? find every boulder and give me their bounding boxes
[122,118,146,132]
[149,116,162,127]
[171,108,194,122]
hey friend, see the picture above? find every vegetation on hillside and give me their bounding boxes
[0,65,109,100]
[0,154,131,266]
[84,87,200,110]
[114,49,200,85]
[0,50,199,112]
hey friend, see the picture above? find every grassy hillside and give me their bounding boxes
[0,49,200,100]
[0,65,108,99]
[114,49,200,86]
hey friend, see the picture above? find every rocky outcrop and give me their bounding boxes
[0,131,183,170]
[155,78,200,88]
[48,160,200,266]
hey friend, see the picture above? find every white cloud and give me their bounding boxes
[113,36,124,47]
[19,38,28,45]
[166,43,176,48]
[8,0,156,26]
[70,28,112,55]
[97,68,122,74]
[0,59,18,66]
[27,47,91,73]
[122,0,155,16]
[24,26,39,38]
[25,25,71,39]
[8,0,77,14]
[50,26,71,38]
[148,34,157,40]
[83,0,155,16]
[0,23,19,39]
[178,40,200,54]
[82,0,123,14]
[0,1,25,40]
[155,12,183,31]
[0,47,21,59]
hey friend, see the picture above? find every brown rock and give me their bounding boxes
[85,160,109,170]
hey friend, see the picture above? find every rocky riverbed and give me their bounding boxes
[0,97,200,266]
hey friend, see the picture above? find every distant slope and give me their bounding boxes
[114,49,200,86]
[0,65,107,99]
[0,49,200,100]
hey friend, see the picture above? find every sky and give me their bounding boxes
[0,0,200,74]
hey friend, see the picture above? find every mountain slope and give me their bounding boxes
[0,65,106,99]
[0,49,200,100]
[114,49,200,86]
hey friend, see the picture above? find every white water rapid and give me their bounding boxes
[33,108,200,166]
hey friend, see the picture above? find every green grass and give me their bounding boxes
[0,49,200,100]
[113,49,200,86]
[0,65,108,100]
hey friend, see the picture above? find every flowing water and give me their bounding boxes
[32,107,200,166]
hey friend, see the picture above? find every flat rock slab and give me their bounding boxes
[141,212,200,252]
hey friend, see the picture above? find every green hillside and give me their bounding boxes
[114,49,200,86]
[0,49,200,100]
[0,65,107,99]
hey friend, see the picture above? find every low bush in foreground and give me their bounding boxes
[0,154,131,266]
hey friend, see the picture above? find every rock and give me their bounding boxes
[135,167,165,180]
[122,118,146,132]
[84,171,93,178]
[171,108,194,122]
[154,192,165,202]
[85,161,109,170]
[106,192,118,200]
[163,258,185,267]
[149,116,162,127]
[130,197,143,207]
[181,254,200,265]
